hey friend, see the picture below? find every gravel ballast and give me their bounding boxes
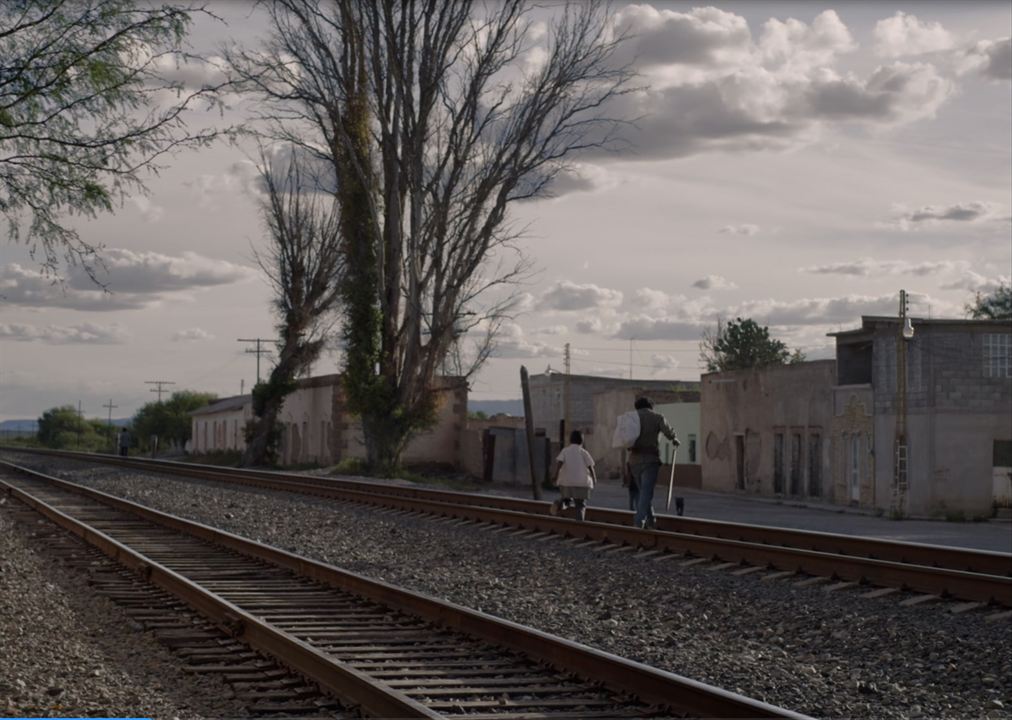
[0,495,250,718]
[6,453,1012,720]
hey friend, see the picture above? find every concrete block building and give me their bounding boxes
[700,316,1011,516]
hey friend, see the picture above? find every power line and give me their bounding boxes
[238,337,273,384]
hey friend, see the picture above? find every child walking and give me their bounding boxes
[550,430,596,521]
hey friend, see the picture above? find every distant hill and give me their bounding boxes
[468,399,523,417]
[0,419,37,432]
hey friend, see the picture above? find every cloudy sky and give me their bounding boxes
[1,1,1010,421]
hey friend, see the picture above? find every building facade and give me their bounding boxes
[832,317,1012,517]
[701,360,835,498]
[190,374,467,468]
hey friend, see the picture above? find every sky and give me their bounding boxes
[1,1,1010,421]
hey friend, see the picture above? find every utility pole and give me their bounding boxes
[238,338,272,384]
[102,399,118,453]
[563,342,571,444]
[892,289,913,517]
[145,380,175,403]
[628,337,634,379]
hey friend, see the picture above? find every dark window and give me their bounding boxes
[773,433,785,494]
[735,435,745,490]
[995,440,1012,467]
[838,341,873,385]
[688,434,697,464]
[790,433,802,495]
[808,433,822,497]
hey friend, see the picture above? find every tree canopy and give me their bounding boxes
[701,317,806,373]
[966,283,1012,320]
[132,390,217,451]
[1,0,224,275]
[36,405,109,450]
[230,0,633,474]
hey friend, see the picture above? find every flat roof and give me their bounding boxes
[828,315,1011,337]
[190,394,251,416]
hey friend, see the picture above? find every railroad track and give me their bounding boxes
[1,460,810,719]
[5,448,1012,610]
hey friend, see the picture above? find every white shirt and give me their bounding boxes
[556,444,595,488]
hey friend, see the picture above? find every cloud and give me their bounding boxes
[961,37,1012,80]
[0,322,128,344]
[888,201,999,230]
[940,271,1010,293]
[537,281,623,311]
[532,325,568,337]
[172,328,215,342]
[576,317,604,334]
[589,9,953,161]
[719,224,760,236]
[545,164,615,198]
[613,315,707,341]
[648,353,681,375]
[489,321,561,358]
[800,258,968,277]
[692,275,737,290]
[151,53,228,90]
[0,250,255,311]
[128,195,165,223]
[630,288,672,311]
[731,293,926,325]
[67,248,256,294]
[873,13,954,58]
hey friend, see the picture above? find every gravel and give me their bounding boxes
[0,494,251,719]
[7,453,1012,720]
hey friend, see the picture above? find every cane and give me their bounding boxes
[665,447,678,512]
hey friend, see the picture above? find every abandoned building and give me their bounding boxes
[701,316,1012,517]
[190,374,467,467]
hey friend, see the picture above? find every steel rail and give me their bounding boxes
[9,446,1009,578]
[1,460,811,720]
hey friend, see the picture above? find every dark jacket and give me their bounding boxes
[628,408,677,463]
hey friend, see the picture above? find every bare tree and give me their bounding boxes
[230,0,633,474]
[242,150,344,466]
[1,1,228,278]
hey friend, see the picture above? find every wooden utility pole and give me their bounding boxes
[102,399,118,453]
[145,380,175,403]
[238,338,272,384]
[519,366,543,500]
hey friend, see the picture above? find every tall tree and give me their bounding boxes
[230,0,632,474]
[242,151,344,466]
[966,283,1012,320]
[1,0,225,276]
[700,317,805,373]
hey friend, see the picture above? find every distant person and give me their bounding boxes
[550,430,596,521]
[628,397,679,529]
[117,427,131,457]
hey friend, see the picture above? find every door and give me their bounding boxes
[848,434,862,503]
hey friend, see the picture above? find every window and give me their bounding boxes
[995,440,1012,468]
[984,334,1011,378]
[790,433,802,495]
[808,433,822,497]
[688,434,697,464]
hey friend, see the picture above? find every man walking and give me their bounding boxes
[627,396,679,529]
[117,427,131,457]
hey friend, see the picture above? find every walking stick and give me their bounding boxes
[665,447,678,512]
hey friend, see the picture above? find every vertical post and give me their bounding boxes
[628,337,634,379]
[563,342,571,444]
[519,366,543,500]
[893,289,909,516]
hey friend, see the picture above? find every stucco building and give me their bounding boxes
[700,316,1012,517]
[190,374,467,467]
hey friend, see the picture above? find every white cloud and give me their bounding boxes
[575,317,603,334]
[648,353,681,375]
[0,250,255,311]
[537,281,623,311]
[888,201,1000,230]
[151,53,228,90]
[960,37,1012,80]
[489,321,562,359]
[731,293,931,325]
[719,224,760,236]
[128,195,165,223]
[873,13,954,58]
[172,328,215,342]
[940,272,1010,293]
[692,275,737,290]
[801,258,969,277]
[630,288,672,311]
[532,325,568,337]
[0,322,128,345]
[613,314,707,341]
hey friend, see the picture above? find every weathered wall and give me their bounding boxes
[701,361,835,498]
[277,376,339,466]
[190,403,251,454]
